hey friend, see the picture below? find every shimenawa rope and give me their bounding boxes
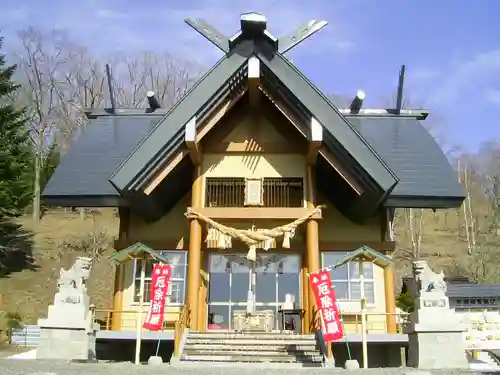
[184,205,325,261]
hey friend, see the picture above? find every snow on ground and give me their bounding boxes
[7,349,37,360]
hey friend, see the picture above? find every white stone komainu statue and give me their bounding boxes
[57,256,92,292]
[406,260,468,369]
[37,256,99,361]
[412,260,447,297]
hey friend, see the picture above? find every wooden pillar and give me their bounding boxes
[301,253,310,333]
[112,265,125,330]
[112,207,130,330]
[187,166,203,331]
[198,249,209,331]
[306,165,320,331]
[384,263,397,333]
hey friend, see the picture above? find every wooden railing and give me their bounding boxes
[347,312,410,334]
[174,304,191,358]
[310,308,410,360]
[94,309,140,330]
[94,308,408,335]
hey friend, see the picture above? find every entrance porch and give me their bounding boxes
[206,253,302,333]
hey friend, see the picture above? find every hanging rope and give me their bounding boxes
[185,205,325,261]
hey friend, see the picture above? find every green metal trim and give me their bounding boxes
[109,242,170,264]
[384,195,465,209]
[110,50,250,192]
[333,246,394,269]
[256,50,398,193]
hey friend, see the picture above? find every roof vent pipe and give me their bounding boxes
[147,91,162,111]
[105,64,117,114]
[349,90,365,114]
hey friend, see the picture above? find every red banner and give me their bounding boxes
[309,269,344,342]
[143,264,172,331]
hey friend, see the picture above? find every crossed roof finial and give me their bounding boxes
[184,12,328,55]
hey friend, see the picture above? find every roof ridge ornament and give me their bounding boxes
[184,13,328,55]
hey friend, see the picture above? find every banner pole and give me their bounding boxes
[359,259,368,369]
[335,292,352,360]
[134,258,146,365]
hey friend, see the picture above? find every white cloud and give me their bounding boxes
[427,49,500,106]
[0,0,354,66]
[411,68,438,82]
[485,88,500,104]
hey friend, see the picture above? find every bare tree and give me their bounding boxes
[110,51,200,109]
[11,27,201,221]
[55,44,107,151]
[15,28,70,221]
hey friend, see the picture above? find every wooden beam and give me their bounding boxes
[143,150,188,195]
[248,56,260,107]
[260,87,365,195]
[307,117,323,165]
[190,207,323,220]
[204,140,304,154]
[196,89,247,142]
[259,87,308,137]
[142,90,246,196]
[318,147,363,195]
[113,238,395,253]
[185,116,202,165]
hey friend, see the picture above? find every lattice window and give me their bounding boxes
[205,177,303,208]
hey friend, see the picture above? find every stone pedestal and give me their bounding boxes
[37,257,99,362]
[37,290,99,361]
[406,281,468,369]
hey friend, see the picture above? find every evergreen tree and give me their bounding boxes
[0,36,32,224]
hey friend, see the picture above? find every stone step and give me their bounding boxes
[183,349,321,357]
[173,360,324,369]
[180,354,324,363]
[183,344,317,352]
[185,338,316,346]
[188,332,315,340]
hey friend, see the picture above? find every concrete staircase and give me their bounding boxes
[178,331,324,367]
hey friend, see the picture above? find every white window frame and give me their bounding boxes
[132,250,187,306]
[321,252,376,308]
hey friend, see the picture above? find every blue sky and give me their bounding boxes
[1,0,499,152]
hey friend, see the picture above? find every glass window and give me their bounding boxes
[277,255,300,305]
[133,251,187,305]
[231,258,250,303]
[208,305,230,330]
[209,273,230,303]
[321,251,376,304]
[256,255,277,303]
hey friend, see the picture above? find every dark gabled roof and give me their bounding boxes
[43,114,163,207]
[110,43,251,193]
[43,110,463,212]
[348,117,465,208]
[256,47,398,194]
[42,17,464,219]
[110,39,398,207]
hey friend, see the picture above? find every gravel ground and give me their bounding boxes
[0,360,494,375]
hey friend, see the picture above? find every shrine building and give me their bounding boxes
[42,13,465,365]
